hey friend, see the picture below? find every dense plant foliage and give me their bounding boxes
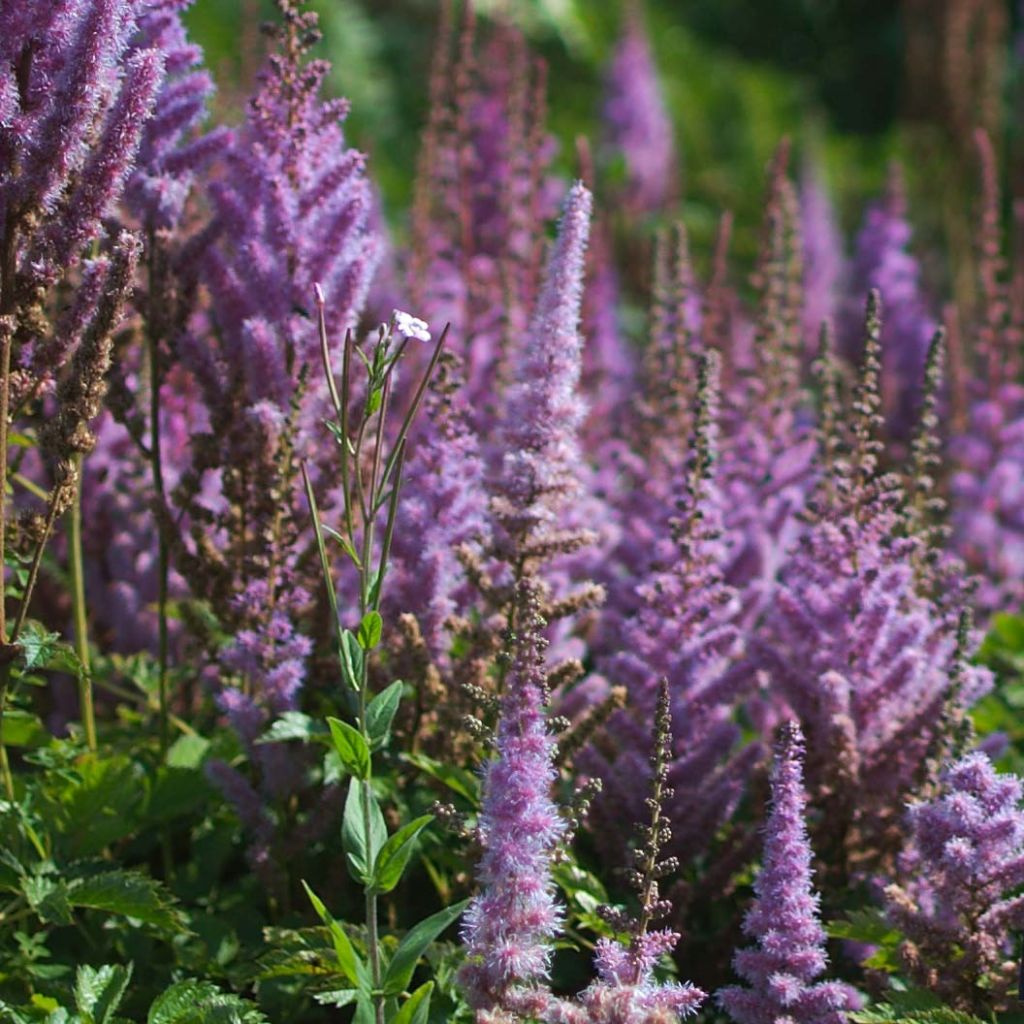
[2,2,1024,1023]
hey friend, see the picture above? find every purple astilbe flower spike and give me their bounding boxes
[124,0,231,230]
[717,722,862,1024]
[491,180,593,564]
[385,354,489,661]
[600,3,678,217]
[585,351,757,867]
[843,164,936,445]
[886,752,1024,1013]
[757,292,992,873]
[949,131,1024,617]
[459,581,566,1013]
[800,158,845,353]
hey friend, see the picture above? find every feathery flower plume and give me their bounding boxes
[843,164,936,444]
[459,580,566,1012]
[717,722,861,1024]
[600,3,678,216]
[758,292,992,875]
[800,158,845,352]
[885,753,1024,1013]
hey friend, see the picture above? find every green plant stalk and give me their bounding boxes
[67,454,96,751]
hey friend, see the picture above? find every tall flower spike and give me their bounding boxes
[800,158,845,355]
[600,2,678,216]
[843,164,936,445]
[717,722,861,1024]
[885,753,1024,1013]
[459,580,566,1012]
[491,181,593,566]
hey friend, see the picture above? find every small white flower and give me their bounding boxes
[392,309,431,343]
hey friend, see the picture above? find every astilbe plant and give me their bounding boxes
[585,352,757,872]
[600,2,678,218]
[800,158,845,354]
[717,721,861,1024]
[843,164,936,445]
[459,579,567,1016]
[757,292,992,879]
[885,752,1024,1013]
[409,1,559,428]
[949,130,1024,617]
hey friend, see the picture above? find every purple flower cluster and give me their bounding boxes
[718,722,861,1024]
[886,753,1024,1011]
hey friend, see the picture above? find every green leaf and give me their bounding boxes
[403,752,479,804]
[165,734,210,769]
[342,778,387,883]
[75,964,132,1024]
[357,611,383,650]
[366,681,403,749]
[66,869,186,932]
[22,872,72,925]
[327,717,371,780]
[147,980,268,1024]
[18,622,81,676]
[391,982,433,1024]
[301,881,370,992]
[352,998,374,1024]
[256,711,327,745]
[366,386,383,416]
[3,709,48,748]
[825,908,901,947]
[340,629,364,690]
[382,899,469,997]
[372,815,433,894]
[313,990,359,1008]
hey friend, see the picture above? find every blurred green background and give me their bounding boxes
[184,0,1023,290]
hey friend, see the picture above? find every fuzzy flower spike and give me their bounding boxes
[718,721,861,1024]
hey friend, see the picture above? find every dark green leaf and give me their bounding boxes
[148,980,268,1024]
[66,869,186,932]
[382,900,469,996]
[340,629,364,690]
[403,753,479,804]
[256,711,327,745]
[372,815,432,894]
[327,717,371,780]
[75,964,132,1024]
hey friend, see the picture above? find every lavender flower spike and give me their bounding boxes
[493,181,592,556]
[718,722,861,1024]
[459,581,566,1012]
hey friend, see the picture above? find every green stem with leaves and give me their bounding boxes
[67,453,96,751]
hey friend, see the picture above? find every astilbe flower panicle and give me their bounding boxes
[459,580,566,1013]
[885,753,1024,1013]
[949,130,1024,616]
[717,722,861,1024]
[586,351,756,868]
[800,158,845,354]
[409,3,559,426]
[600,2,678,217]
[757,291,992,877]
[843,163,936,445]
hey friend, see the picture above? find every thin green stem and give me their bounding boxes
[67,454,96,751]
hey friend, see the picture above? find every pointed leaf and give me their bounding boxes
[75,964,132,1024]
[342,778,387,883]
[340,630,364,691]
[301,881,371,992]
[382,899,469,996]
[366,681,403,749]
[327,717,371,780]
[357,611,383,650]
[372,815,432,894]
[392,983,433,1024]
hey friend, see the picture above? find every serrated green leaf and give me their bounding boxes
[66,869,185,932]
[327,717,371,780]
[22,872,72,925]
[372,815,432,894]
[75,964,132,1024]
[312,990,359,1008]
[392,982,432,1024]
[357,611,383,650]
[825,908,901,946]
[148,979,268,1024]
[342,778,387,883]
[301,881,370,992]
[382,899,469,996]
[366,681,402,749]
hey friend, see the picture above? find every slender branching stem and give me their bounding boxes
[67,455,96,750]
